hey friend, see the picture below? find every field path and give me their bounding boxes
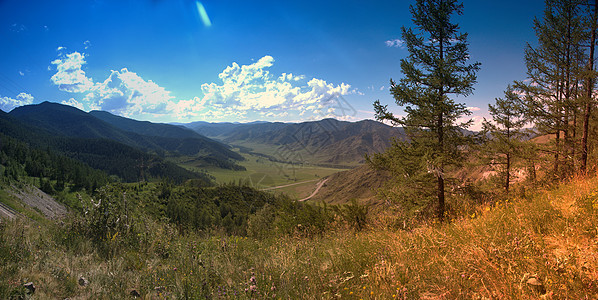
[261,179,319,191]
[299,178,329,202]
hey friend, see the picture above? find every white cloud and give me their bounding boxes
[0,93,34,112]
[56,46,66,51]
[51,52,355,121]
[50,51,177,117]
[467,106,481,112]
[467,116,485,131]
[385,39,405,48]
[84,40,91,49]
[50,52,94,93]
[199,56,353,119]
[83,68,174,117]
[166,97,206,119]
[18,71,24,76]
[61,98,85,110]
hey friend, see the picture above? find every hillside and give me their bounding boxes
[308,164,392,205]
[10,102,242,161]
[186,118,405,166]
[2,165,598,298]
[90,110,200,139]
[0,107,210,183]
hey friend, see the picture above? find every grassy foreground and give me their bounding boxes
[2,175,598,299]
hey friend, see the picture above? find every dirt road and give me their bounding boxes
[261,179,319,191]
[299,178,329,202]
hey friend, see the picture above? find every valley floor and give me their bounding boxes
[2,174,598,298]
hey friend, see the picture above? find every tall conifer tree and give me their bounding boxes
[370,0,479,221]
[481,86,528,194]
[517,0,588,177]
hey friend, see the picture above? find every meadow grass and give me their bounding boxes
[175,150,346,190]
[2,174,598,298]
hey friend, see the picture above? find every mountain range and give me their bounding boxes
[185,118,406,166]
[2,102,246,183]
[2,101,410,187]
[9,102,242,161]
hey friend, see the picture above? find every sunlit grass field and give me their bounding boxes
[3,173,598,298]
[173,149,347,192]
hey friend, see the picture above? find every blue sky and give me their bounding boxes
[0,0,543,129]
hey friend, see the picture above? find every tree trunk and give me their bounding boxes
[506,152,511,194]
[554,131,560,176]
[582,0,597,173]
[437,112,445,221]
[437,18,445,222]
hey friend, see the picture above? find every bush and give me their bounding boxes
[333,199,369,231]
[74,186,138,258]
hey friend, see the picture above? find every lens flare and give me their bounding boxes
[196,1,212,27]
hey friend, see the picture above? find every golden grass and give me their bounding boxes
[3,174,598,298]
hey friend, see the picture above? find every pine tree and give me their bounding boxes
[371,0,479,221]
[481,86,528,194]
[516,0,588,177]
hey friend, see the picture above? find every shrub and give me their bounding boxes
[333,199,369,231]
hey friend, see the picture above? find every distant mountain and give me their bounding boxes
[185,121,286,139]
[10,102,242,161]
[90,110,200,139]
[10,102,135,143]
[185,118,406,166]
[0,108,209,183]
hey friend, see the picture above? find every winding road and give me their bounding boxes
[261,179,319,191]
[260,178,330,202]
[299,178,329,202]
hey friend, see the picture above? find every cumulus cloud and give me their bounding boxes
[0,93,34,112]
[61,98,85,110]
[83,68,174,117]
[385,39,405,48]
[467,106,481,112]
[50,51,178,117]
[50,52,94,93]
[166,97,206,119]
[198,55,353,119]
[51,52,355,121]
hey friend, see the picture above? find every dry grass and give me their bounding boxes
[3,174,598,298]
